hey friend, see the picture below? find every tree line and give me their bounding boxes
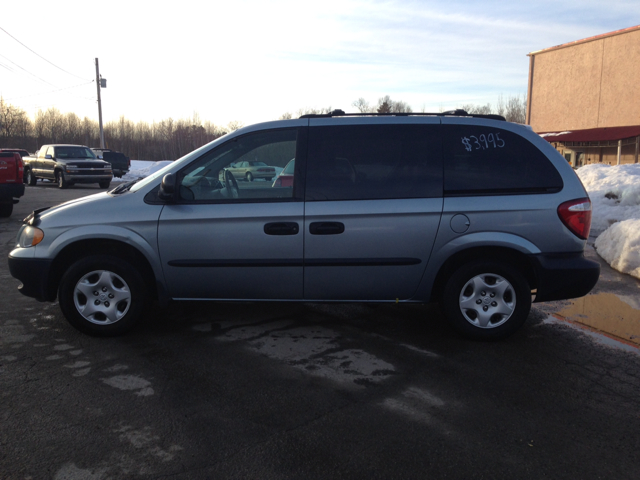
[0,99,232,161]
[1,94,526,160]
[281,94,527,124]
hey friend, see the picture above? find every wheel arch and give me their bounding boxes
[47,239,161,303]
[430,246,538,303]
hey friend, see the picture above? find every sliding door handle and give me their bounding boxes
[309,222,345,235]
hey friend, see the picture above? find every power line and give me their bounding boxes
[0,25,91,81]
[0,52,60,88]
[4,80,95,102]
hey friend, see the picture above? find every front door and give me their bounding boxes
[157,126,305,300]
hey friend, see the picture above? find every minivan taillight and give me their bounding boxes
[558,198,592,240]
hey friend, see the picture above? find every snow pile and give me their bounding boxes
[122,160,173,181]
[594,219,640,278]
[577,163,640,279]
[577,163,640,233]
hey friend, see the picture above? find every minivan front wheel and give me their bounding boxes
[58,255,148,336]
[442,260,531,340]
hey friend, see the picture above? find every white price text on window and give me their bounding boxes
[461,133,505,152]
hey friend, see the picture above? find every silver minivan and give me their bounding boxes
[8,111,600,339]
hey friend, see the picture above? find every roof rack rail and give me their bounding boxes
[299,109,506,121]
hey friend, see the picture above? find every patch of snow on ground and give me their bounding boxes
[577,163,640,279]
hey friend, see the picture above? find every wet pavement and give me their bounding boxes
[550,239,640,348]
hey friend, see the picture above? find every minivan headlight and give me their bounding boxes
[18,226,44,247]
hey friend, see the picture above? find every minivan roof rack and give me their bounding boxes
[299,109,506,121]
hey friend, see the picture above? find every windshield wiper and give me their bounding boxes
[110,179,139,194]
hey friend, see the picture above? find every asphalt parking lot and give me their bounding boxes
[2,183,640,479]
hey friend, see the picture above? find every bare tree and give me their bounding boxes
[460,103,492,115]
[295,106,333,117]
[226,120,244,132]
[504,95,526,124]
[0,98,32,149]
[352,97,371,113]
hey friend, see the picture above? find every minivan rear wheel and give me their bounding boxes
[442,260,531,340]
[58,255,148,336]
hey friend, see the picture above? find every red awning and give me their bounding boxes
[538,125,640,143]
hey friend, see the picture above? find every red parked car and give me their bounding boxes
[0,151,25,217]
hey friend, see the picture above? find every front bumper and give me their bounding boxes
[66,174,112,184]
[531,252,600,302]
[8,255,55,302]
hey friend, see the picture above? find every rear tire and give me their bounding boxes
[58,255,149,336]
[442,260,531,340]
[26,169,37,186]
[246,172,254,182]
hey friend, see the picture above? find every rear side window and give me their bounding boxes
[443,125,563,195]
[305,124,442,201]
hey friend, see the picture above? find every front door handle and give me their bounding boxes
[264,222,299,236]
[309,222,345,235]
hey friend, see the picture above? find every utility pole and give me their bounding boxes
[95,58,105,148]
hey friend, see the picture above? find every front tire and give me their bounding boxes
[58,255,148,336]
[442,260,531,340]
[56,170,69,189]
[246,172,254,182]
[99,180,111,189]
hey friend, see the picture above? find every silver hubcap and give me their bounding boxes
[73,270,131,325]
[459,273,516,329]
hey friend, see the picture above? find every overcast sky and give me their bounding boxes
[1,0,638,127]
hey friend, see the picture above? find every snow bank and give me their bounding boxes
[577,163,640,280]
[594,219,640,278]
[577,163,640,234]
[122,160,174,181]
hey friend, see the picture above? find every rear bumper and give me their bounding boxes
[0,183,25,200]
[8,255,55,301]
[531,252,600,302]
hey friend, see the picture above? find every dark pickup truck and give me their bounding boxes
[0,151,25,217]
[91,148,130,178]
[23,144,113,189]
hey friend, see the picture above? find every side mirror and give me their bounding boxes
[45,154,53,159]
[158,173,176,201]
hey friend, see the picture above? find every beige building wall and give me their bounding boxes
[528,26,640,133]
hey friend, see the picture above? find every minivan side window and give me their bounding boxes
[442,125,563,195]
[305,124,442,201]
[177,128,298,202]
